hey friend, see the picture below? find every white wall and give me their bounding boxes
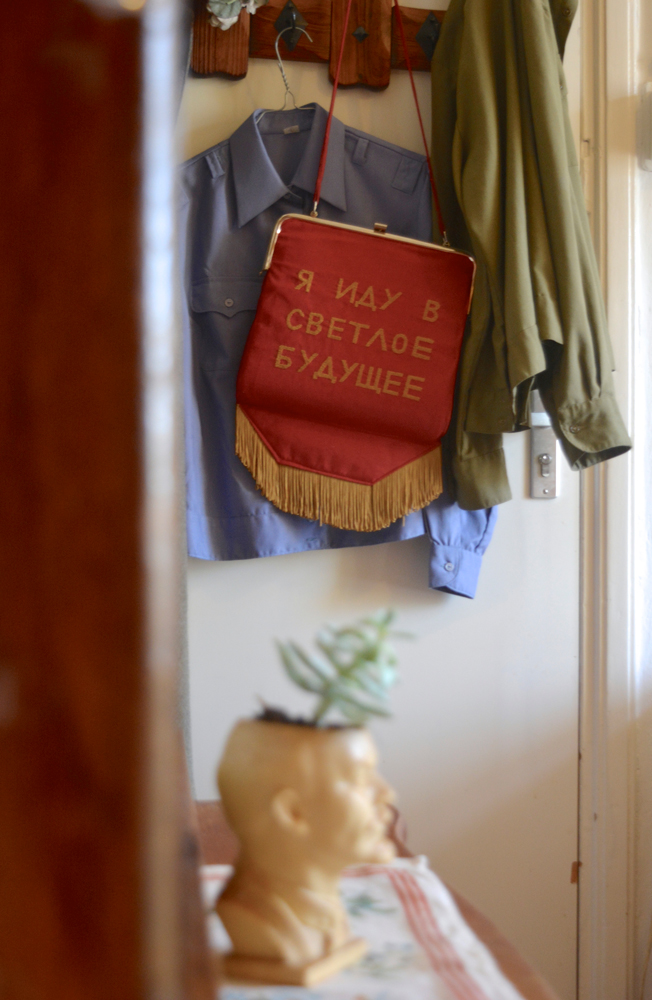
[187,439,580,996]
[181,12,582,998]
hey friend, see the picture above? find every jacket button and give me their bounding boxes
[225,297,234,307]
[563,6,571,15]
[569,425,579,433]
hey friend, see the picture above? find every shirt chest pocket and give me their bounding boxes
[191,278,263,373]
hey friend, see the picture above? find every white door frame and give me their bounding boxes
[577,0,649,996]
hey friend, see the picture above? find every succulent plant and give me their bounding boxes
[276,609,410,727]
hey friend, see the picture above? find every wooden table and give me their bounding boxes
[195,801,562,1000]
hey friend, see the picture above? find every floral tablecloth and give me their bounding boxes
[201,857,525,1000]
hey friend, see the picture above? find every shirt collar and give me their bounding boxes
[229,103,347,228]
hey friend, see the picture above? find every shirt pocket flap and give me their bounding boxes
[191,278,263,317]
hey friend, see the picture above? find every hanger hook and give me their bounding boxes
[274,25,313,111]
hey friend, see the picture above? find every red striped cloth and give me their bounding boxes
[202,857,525,999]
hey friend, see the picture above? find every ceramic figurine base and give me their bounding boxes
[223,937,368,987]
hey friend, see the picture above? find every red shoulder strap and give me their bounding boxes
[311,0,448,246]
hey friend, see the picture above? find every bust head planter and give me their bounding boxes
[216,610,407,986]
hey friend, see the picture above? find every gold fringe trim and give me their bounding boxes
[235,405,443,533]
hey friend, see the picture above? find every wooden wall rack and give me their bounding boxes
[191,0,445,88]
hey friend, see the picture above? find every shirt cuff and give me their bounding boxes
[428,544,483,599]
[451,448,512,510]
[556,394,632,470]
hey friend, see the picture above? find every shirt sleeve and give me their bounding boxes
[422,496,498,599]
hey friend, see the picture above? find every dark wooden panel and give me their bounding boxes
[181,780,218,998]
[0,3,144,998]
[191,3,251,76]
[250,0,331,63]
[189,0,445,81]
[330,0,392,88]
[391,5,444,72]
[0,3,215,1000]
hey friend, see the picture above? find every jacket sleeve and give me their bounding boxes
[430,0,515,510]
[423,497,498,598]
[431,0,630,511]
[520,0,631,470]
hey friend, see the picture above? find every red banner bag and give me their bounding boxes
[235,0,475,533]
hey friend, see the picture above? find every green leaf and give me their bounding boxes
[284,666,323,694]
[277,642,324,694]
[333,695,392,720]
[312,694,335,725]
[287,642,333,682]
[333,627,367,641]
[338,702,367,724]
[315,638,344,668]
[276,608,411,725]
[329,686,392,717]
[344,672,388,700]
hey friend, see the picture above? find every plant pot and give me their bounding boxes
[215,717,396,984]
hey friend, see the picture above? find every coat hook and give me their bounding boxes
[274,0,308,51]
[415,12,440,62]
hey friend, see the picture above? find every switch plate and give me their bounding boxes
[639,82,652,171]
[530,389,558,499]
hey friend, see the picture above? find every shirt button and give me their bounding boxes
[562,5,571,15]
[224,297,234,307]
[444,562,455,573]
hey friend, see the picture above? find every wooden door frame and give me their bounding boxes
[577,0,648,996]
[0,1,212,997]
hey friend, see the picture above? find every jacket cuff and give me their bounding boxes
[556,394,632,470]
[452,448,512,510]
[428,544,483,599]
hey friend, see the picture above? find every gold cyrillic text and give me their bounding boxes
[295,270,315,293]
[275,344,295,369]
[412,336,434,361]
[403,374,425,401]
[422,300,441,322]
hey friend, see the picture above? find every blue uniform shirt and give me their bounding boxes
[180,104,497,597]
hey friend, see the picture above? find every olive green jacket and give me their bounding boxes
[431,0,631,510]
